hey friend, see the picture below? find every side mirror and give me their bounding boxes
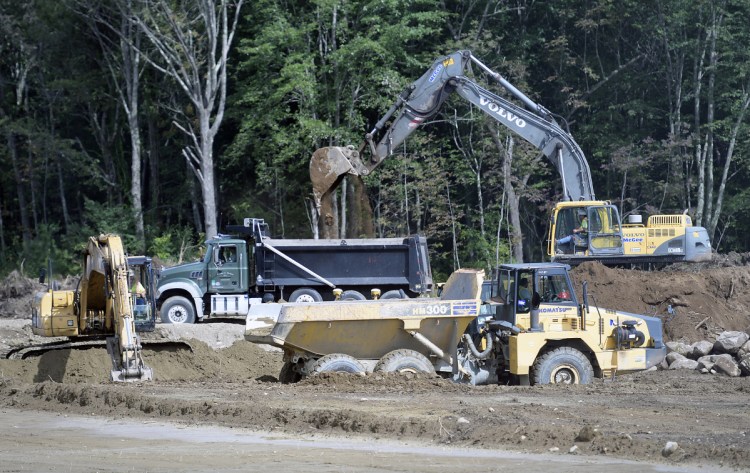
[38,268,47,284]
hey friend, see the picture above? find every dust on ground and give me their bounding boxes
[1,258,750,471]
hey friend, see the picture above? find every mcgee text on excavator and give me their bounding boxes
[309,50,711,265]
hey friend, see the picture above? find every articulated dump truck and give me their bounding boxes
[246,263,666,385]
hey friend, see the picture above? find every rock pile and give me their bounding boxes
[664,331,750,377]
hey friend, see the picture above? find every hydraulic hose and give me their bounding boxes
[462,332,493,360]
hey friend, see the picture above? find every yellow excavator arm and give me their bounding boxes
[90,235,153,382]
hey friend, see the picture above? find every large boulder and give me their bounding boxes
[697,354,742,377]
[689,340,714,359]
[739,354,750,377]
[738,340,750,358]
[666,351,687,365]
[666,341,692,357]
[713,331,750,355]
[669,358,699,370]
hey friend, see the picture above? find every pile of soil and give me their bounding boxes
[571,261,750,342]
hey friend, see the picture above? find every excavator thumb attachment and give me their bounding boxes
[310,146,368,210]
[106,336,154,382]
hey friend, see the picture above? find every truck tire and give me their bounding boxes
[340,290,366,301]
[531,347,594,385]
[312,353,366,375]
[289,288,323,303]
[278,361,302,384]
[160,296,196,324]
[374,349,435,375]
[381,290,408,300]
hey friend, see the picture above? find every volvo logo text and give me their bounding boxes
[479,97,526,128]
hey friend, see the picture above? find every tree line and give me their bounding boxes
[1,0,749,281]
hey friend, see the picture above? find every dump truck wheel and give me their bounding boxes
[160,296,196,324]
[312,354,366,375]
[340,290,366,301]
[374,349,436,375]
[531,347,593,385]
[278,362,302,384]
[289,288,323,303]
[381,290,408,300]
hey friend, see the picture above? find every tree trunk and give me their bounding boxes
[121,6,145,252]
[488,127,523,263]
[55,153,70,235]
[133,0,244,238]
[128,112,144,251]
[0,196,6,256]
[187,160,203,233]
[8,131,31,246]
[692,26,708,226]
[446,184,460,270]
[708,90,750,237]
[504,137,524,263]
[147,113,160,221]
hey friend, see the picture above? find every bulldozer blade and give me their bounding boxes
[310,146,368,209]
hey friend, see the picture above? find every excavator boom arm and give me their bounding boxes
[84,235,153,382]
[311,50,595,205]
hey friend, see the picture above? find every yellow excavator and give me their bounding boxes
[310,50,712,265]
[30,234,154,382]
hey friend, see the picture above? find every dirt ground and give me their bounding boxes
[1,260,750,471]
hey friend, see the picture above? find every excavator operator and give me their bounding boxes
[556,210,588,254]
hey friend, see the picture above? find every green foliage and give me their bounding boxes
[149,226,203,267]
[79,199,138,252]
[0,224,80,279]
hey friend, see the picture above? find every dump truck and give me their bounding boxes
[246,263,666,385]
[156,217,433,324]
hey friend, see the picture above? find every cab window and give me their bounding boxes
[538,273,574,303]
[214,245,238,265]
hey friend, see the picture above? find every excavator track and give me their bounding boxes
[4,337,193,360]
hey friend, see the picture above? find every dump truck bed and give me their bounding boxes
[245,269,483,361]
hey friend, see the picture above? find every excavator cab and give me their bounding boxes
[549,203,624,260]
[127,256,156,332]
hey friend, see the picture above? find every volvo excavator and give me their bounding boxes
[310,50,712,265]
[25,234,154,382]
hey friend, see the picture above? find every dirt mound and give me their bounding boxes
[571,262,750,343]
[0,271,44,319]
[0,271,78,319]
[0,338,284,384]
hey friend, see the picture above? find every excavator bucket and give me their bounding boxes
[310,146,367,209]
[106,337,154,382]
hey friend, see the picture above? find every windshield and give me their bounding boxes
[537,272,574,304]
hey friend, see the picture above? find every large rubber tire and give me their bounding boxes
[531,347,594,385]
[160,296,196,324]
[278,361,302,384]
[381,290,408,300]
[312,353,366,375]
[374,349,436,375]
[340,290,366,301]
[289,288,323,303]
